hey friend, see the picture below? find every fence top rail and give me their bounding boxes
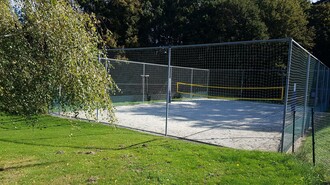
[291,39,326,67]
[100,57,210,71]
[171,38,290,49]
[211,69,285,72]
[106,38,290,51]
[104,38,327,69]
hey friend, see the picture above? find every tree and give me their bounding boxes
[138,0,192,46]
[182,0,269,44]
[138,0,268,46]
[255,0,314,49]
[309,2,330,65]
[0,0,116,119]
[77,0,141,47]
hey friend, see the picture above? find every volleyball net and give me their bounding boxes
[176,82,284,101]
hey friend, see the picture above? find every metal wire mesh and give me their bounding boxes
[281,40,330,153]
[172,67,209,99]
[105,47,169,104]
[282,42,310,152]
[102,58,210,103]
[313,112,330,177]
[102,39,294,151]
[169,40,288,151]
[50,38,329,152]
[171,42,288,101]
[297,111,330,180]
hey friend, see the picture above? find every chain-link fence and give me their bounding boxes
[296,109,330,181]
[50,38,329,152]
[281,40,330,153]
[312,111,330,180]
[103,58,210,103]
[105,38,290,152]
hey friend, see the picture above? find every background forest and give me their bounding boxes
[76,0,329,66]
[0,0,329,116]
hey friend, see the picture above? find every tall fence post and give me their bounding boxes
[314,62,320,110]
[142,64,146,103]
[96,54,101,121]
[105,58,109,119]
[302,55,311,136]
[311,108,316,166]
[165,47,172,136]
[292,110,296,153]
[280,38,293,153]
[105,58,109,73]
[321,68,326,111]
[292,83,297,153]
[58,85,62,116]
[190,69,194,98]
[325,69,330,110]
[240,70,244,98]
[206,69,210,97]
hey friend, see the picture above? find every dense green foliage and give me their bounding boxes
[0,0,116,118]
[190,0,268,43]
[0,113,325,184]
[78,0,141,47]
[1,0,328,116]
[76,0,328,66]
[309,2,330,63]
[256,0,314,49]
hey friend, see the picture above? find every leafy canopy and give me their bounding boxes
[309,2,330,65]
[255,0,314,49]
[0,0,116,119]
[76,0,314,50]
[77,0,141,47]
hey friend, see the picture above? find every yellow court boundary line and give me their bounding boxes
[176,82,284,101]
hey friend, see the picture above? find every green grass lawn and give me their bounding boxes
[0,113,325,184]
[296,122,330,183]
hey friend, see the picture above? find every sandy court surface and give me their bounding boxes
[60,99,284,151]
[111,99,284,151]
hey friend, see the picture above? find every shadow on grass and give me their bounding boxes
[0,118,27,124]
[0,115,65,130]
[0,161,62,171]
[0,123,64,131]
[0,138,159,151]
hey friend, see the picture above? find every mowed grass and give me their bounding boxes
[297,123,330,183]
[0,113,324,184]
